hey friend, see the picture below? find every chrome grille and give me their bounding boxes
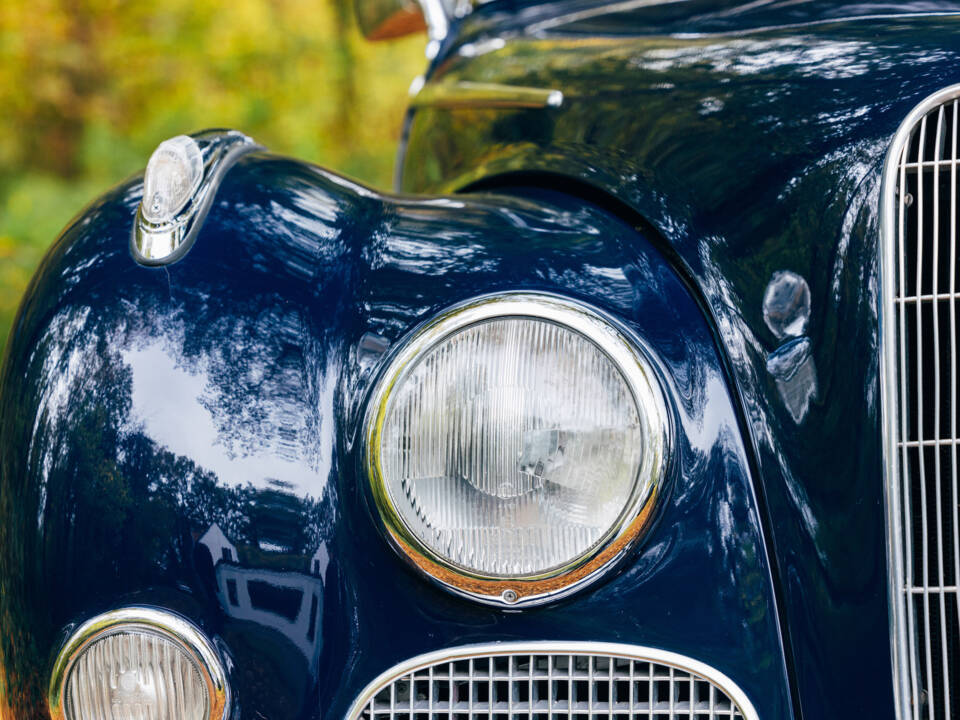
[346,644,756,720]
[883,86,960,720]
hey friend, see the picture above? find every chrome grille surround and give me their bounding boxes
[345,642,757,720]
[882,84,960,720]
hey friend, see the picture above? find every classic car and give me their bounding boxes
[4,0,960,718]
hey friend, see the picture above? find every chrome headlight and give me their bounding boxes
[48,607,229,720]
[365,292,670,606]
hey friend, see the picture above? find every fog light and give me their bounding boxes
[48,607,229,720]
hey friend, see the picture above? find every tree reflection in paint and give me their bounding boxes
[0,208,341,719]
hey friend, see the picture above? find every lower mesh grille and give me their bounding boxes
[348,645,754,720]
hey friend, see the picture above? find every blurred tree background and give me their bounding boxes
[0,0,425,355]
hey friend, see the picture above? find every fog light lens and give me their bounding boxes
[141,135,204,224]
[49,608,229,720]
[66,631,207,720]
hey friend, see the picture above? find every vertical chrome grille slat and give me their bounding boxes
[916,110,938,720]
[346,644,756,720]
[934,105,952,720]
[950,101,960,690]
[883,86,960,720]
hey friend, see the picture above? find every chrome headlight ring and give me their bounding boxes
[363,291,671,607]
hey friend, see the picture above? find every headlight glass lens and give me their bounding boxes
[371,295,665,587]
[65,630,209,720]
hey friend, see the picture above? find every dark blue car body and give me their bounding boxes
[4,2,960,718]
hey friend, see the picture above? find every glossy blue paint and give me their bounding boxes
[445,0,960,46]
[400,8,960,720]
[0,155,790,718]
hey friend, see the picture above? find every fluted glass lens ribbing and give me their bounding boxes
[64,630,209,720]
[380,317,645,578]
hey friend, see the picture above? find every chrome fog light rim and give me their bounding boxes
[364,291,671,607]
[48,606,230,720]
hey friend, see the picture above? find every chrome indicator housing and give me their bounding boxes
[132,130,261,266]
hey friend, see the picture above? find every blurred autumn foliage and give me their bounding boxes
[0,0,425,354]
